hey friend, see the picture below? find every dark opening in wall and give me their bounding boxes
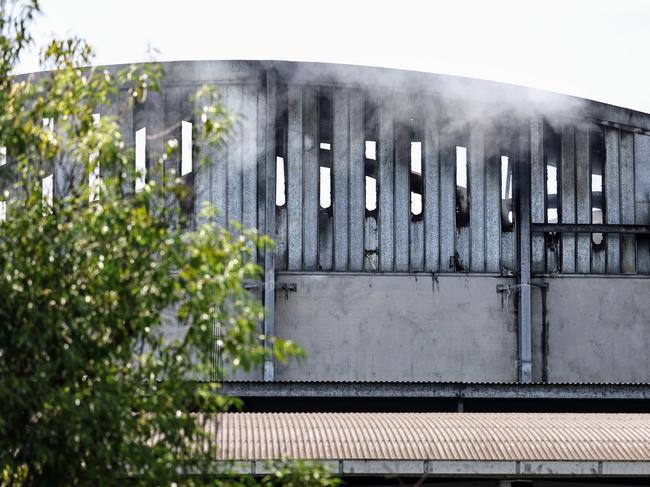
[544,122,560,225]
[455,146,469,227]
[590,127,606,249]
[364,96,378,215]
[275,95,287,208]
[410,129,423,220]
[500,155,514,231]
[318,90,333,211]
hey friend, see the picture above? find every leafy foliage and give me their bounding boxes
[0,1,334,485]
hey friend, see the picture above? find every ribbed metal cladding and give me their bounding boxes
[210,413,650,461]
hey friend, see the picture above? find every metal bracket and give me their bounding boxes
[496,282,549,293]
[244,281,298,293]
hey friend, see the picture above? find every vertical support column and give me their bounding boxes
[263,68,277,382]
[518,122,533,383]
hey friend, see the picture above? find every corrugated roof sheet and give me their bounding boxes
[211,413,650,461]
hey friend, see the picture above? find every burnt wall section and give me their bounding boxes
[14,60,650,385]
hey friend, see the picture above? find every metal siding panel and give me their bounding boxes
[214,412,650,462]
[485,150,501,273]
[455,131,470,271]
[256,85,267,246]
[410,221,424,271]
[530,117,545,274]
[605,127,621,274]
[287,86,303,270]
[349,91,365,271]
[302,88,319,270]
[439,132,456,271]
[263,69,277,381]
[333,89,350,271]
[560,123,576,273]
[620,131,636,273]
[364,216,379,271]
[194,89,210,225]
[227,85,243,227]
[242,86,258,240]
[318,210,333,271]
[394,122,410,272]
[575,126,591,273]
[635,134,650,273]
[378,96,394,272]
[212,86,228,227]
[469,126,485,272]
[423,114,440,272]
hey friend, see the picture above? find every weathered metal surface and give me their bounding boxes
[518,132,532,383]
[635,134,650,273]
[333,88,350,271]
[263,69,277,381]
[575,126,591,273]
[220,380,650,400]
[423,109,440,272]
[532,223,650,234]
[348,90,365,272]
[213,412,650,461]
[393,117,410,272]
[226,85,243,227]
[605,127,621,273]
[469,125,485,272]
[620,130,636,273]
[378,96,394,271]
[287,86,303,270]
[530,117,546,275]
[560,123,576,273]
[302,88,319,270]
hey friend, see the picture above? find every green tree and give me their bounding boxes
[0,2,338,485]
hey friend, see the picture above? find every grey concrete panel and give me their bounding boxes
[275,273,517,382]
[546,276,650,383]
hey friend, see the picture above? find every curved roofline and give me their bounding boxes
[16,59,650,131]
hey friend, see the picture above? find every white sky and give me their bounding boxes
[17,0,650,113]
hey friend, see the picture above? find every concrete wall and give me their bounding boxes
[275,273,518,382]
[538,276,650,383]
[274,273,650,383]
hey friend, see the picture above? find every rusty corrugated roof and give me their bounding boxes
[211,413,650,461]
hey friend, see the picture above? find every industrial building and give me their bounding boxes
[31,60,650,485]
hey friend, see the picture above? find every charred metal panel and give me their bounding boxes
[423,106,440,272]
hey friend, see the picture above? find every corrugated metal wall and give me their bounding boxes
[111,63,650,277]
